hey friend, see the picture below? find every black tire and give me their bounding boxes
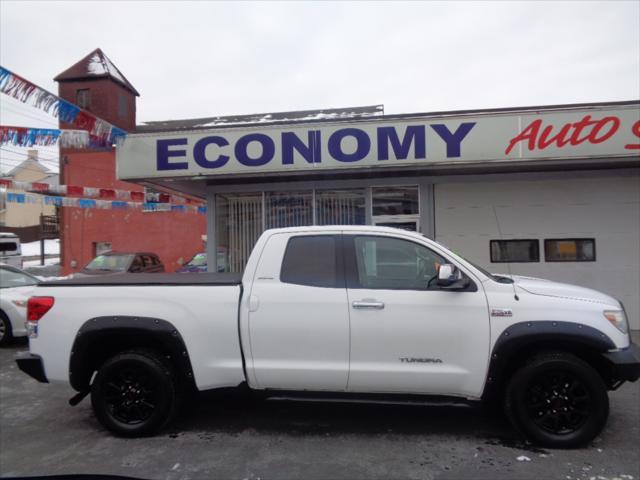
[91,349,178,437]
[505,352,609,448]
[0,311,13,347]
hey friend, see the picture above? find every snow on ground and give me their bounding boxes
[20,239,60,256]
[23,257,60,267]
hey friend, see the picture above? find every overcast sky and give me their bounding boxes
[1,0,639,173]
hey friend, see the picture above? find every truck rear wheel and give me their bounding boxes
[91,349,177,437]
[505,352,609,448]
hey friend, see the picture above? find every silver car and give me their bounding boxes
[0,264,40,346]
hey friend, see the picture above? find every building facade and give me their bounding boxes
[118,101,640,329]
[55,49,206,275]
[0,150,58,242]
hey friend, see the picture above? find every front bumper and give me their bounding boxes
[15,353,48,383]
[602,342,640,383]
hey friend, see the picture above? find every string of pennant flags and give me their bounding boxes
[0,66,127,148]
[5,191,207,214]
[0,126,114,149]
[0,67,207,215]
[0,178,203,205]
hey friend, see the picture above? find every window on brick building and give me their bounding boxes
[118,94,128,117]
[76,89,90,109]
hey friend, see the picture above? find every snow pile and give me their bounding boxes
[198,115,279,127]
[87,52,127,84]
[23,257,60,268]
[20,239,60,256]
[87,53,107,75]
[196,109,383,128]
[34,275,70,281]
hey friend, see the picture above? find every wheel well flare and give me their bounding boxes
[69,316,196,392]
[483,321,617,400]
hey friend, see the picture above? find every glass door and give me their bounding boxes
[371,186,420,232]
[373,216,419,232]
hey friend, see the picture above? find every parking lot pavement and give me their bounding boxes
[1,337,639,480]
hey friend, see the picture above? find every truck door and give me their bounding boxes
[245,233,350,391]
[344,234,490,398]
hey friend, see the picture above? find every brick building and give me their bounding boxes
[55,49,206,274]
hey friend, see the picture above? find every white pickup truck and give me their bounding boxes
[17,226,640,447]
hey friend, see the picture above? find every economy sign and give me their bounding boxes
[117,105,640,180]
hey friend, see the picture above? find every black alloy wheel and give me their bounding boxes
[505,352,609,448]
[91,350,177,437]
[525,371,591,435]
[104,364,158,425]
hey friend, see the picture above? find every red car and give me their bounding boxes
[77,252,165,276]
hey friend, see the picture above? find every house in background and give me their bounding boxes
[0,150,59,242]
[55,48,206,275]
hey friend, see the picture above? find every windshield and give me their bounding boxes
[84,254,134,272]
[0,266,40,288]
[187,253,207,267]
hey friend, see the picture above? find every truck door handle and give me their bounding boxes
[352,300,385,310]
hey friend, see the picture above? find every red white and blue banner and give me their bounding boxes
[0,125,121,149]
[4,191,206,214]
[0,66,127,148]
[0,126,60,147]
[0,177,203,205]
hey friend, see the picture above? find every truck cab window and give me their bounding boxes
[352,236,446,290]
[280,235,341,288]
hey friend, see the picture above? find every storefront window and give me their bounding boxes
[372,186,419,216]
[266,191,313,228]
[216,193,263,272]
[490,239,540,263]
[544,239,595,262]
[215,186,421,272]
[315,189,366,225]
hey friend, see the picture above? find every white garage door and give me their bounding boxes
[434,171,640,330]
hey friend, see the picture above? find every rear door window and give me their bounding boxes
[280,235,343,288]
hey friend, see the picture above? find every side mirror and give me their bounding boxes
[437,264,457,287]
[436,264,470,290]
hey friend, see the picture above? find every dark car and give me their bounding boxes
[176,252,207,273]
[78,252,165,276]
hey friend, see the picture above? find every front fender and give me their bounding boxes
[483,320,616,398]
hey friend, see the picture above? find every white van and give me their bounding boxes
[0,233,22,268]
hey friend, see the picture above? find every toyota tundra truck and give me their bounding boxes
[16,226,640,447]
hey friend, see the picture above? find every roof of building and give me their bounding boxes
[134,100,640,135]
[136,104,385,133]
[4,158,51,178]
[54,48,140,96]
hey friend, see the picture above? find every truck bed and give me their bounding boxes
[41,272,243,286]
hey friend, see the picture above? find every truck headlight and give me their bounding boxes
[603,310,628,334]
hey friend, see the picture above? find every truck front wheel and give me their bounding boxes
[505,352,609,448]
[91,349,178,437]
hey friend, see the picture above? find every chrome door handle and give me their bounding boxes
[352,301,385,310]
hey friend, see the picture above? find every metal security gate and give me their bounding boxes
[227,195,263,273]
[266,191,313,228]
[217,187,410,272]
[315,190,366,225]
